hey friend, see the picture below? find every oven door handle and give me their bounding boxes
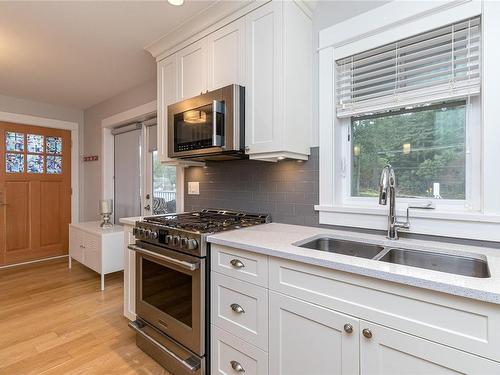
[129,320,201,373]
[128,244,200,271]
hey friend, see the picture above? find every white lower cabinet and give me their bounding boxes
[210,246,500,374]
[211,325,268,375]
[361,321,500,375]
[269,291,359,375]
[68,222,124,291]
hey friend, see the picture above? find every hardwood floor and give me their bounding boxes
[0,257,170,374]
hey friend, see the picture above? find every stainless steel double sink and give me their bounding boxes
[295,237,490,278]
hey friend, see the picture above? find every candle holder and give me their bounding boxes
[99,199,113,228]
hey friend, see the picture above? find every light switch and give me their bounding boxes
[188,181,200,195]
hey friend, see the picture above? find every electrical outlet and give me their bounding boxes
[188,181,200,195]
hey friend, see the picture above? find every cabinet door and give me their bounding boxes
[69,228,83,263]
[177,39,207,99]
[244,1,283,155]
[360,321,500,375]
[207,18,245,90]
[82,233,101,273]
[157,55,178,162]
[269,291,359,375]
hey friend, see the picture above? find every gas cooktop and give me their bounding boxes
[142,209,270,234]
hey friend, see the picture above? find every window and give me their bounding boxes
[152,149,177,214]
[350,102,466,200]
[4,131,63,174]
[335,17,482,209]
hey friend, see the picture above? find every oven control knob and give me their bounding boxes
[172,236,180,246]
[145,229,152,238]
[187,239,198,250]
[165,235,172,244]
[151,231,158,239]
[180,237,188,248]
[137,228,144,236]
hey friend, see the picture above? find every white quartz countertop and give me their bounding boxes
[207,223,500,304]
[70,221,123,235]
[119,216,143,226]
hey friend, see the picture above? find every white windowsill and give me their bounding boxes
[315,205,500,242]
[315,205,500,224]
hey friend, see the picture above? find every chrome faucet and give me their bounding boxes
[379,164,435,240]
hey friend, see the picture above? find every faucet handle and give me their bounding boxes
[405,202,435,223]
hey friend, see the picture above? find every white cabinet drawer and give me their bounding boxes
[211,325,268,375]
[212,272,268,351]
[269,257,500,362]
[211,244,268,287]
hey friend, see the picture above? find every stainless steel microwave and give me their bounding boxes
[167,84,245,160]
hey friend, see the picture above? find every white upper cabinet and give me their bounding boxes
[157,55,178,162]
[153,0,312,163]
[245,1,312,161]
[177,39,208,99]
[207,18,246,90]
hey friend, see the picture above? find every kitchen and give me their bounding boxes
[1,0,500,374]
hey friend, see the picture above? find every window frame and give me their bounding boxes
[337,96,482,212]
[316,0,500,241]
[143,124,184,216]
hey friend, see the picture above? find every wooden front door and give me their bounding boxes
[0,122,71,266]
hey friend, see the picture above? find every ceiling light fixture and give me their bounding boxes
[168,0,184,5]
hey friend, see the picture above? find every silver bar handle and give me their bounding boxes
[128,320,200,373]
[212,100,224,147]
[405,202,435,223]
[128,244,199,271]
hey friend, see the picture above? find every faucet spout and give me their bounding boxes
[378,164,405,240]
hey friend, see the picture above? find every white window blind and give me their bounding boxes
[336,17,481,118]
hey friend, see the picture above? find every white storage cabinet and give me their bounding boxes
[68,222,124,291]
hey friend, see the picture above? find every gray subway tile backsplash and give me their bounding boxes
[184,147,320,226]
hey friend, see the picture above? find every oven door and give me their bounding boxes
[130,242,205,356]
[168,85,239,158]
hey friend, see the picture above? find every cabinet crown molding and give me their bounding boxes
[145,1,266,60]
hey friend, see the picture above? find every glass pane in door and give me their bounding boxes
[142,258,192,327]
[152,150,176,214]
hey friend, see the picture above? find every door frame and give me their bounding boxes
[0,111,79,224]
[101,100,184,222]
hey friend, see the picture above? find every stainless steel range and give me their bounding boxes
[128,209,270,375]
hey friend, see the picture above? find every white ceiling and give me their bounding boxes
[0,1,218,110]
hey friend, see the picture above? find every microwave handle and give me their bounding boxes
[212,100,224,147]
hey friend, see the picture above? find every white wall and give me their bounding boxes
[82,79,156,221]
[0,94,85,220]
[310,0,390,147]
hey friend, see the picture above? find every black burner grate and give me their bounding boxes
[143,209,269,233]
